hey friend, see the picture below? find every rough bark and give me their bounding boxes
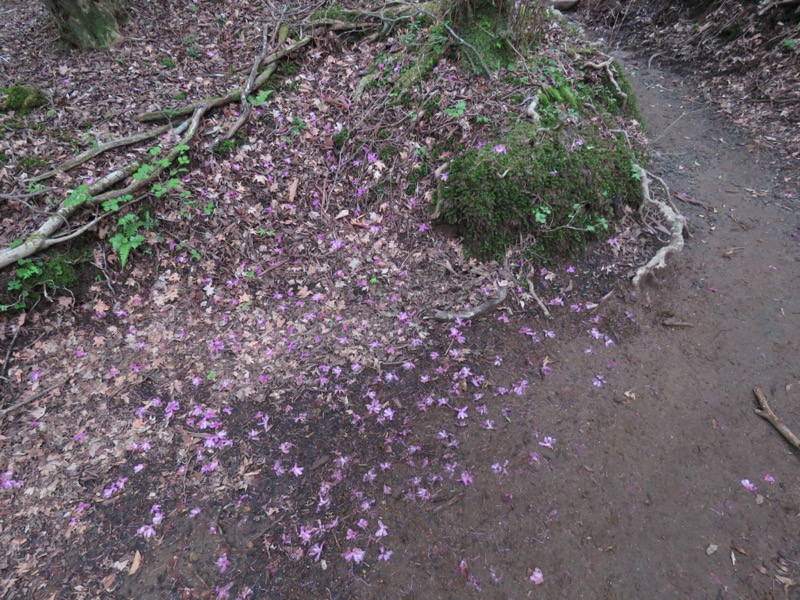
[42,0,129,49]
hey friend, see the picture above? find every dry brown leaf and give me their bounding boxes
[129,550,142,575]
[101,573,116,590]
[288,178,299,203]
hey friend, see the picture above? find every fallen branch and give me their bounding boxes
[0,374,73,419]
[753,386,800,450]
[221,20,276,142]
[430,287,508,321]
[0,323,21,380]
[631,165,686,287]
[758,0,800,16]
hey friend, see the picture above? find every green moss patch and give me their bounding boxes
[1,85,48,115]
[437,117,642,260]
[2,244,92,312]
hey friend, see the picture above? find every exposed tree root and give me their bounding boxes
[753,386,800,450]
[27,120,191,184]
[0,107,206,270]
[631,164,686,287]
[0,17,389,272]
[430,287,508,321]
[584,54,628,111]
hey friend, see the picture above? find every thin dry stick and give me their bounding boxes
[526,271,552,319]
[0,375,73,419]
[753,387,800,450]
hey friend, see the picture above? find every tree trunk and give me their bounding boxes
[42,0,129,50]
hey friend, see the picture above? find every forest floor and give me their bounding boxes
[1,1,799,599]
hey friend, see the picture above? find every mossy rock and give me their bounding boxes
[1,85,48,115]
[437,119,643,260]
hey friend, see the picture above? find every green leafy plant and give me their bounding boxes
[110,212,154,268]
[3,249,84,311]
[444,100,467,118]
[291,116,307,136]
[248,89,273,107]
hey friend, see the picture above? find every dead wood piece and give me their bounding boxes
[430,287,508,321]
[673,191,710,211]
[631,165,686,287]
[753,386,800,450]
[1,324,21,380]
[431,492,464,514]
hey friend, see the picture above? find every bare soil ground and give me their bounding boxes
[362,57,800,599]
[1,2,799,600]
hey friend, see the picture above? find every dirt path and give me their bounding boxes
[362,58,800,599]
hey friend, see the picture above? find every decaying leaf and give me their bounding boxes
[129,550,142,575]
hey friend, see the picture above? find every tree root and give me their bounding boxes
[631,164,686,287]
[753,386,800,451]
[27,120,191,184]
[584,54,627,111]
[0,107,207,270]
[429,287,508,321]
[0,17,379,272]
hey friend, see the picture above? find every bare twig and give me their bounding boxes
[0,375,73,419]
[429,287,508,321]
[753,387,800,450]
[525,271,552,319]
[431,492,464,514]
[758,0,800,16]
[0,187,54,201]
